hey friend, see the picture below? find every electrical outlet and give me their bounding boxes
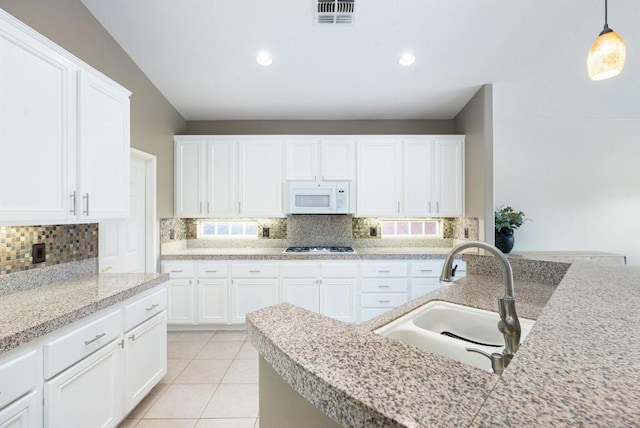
[262,227,270,238]
[32,243,46,263]
[464,228,469,239]
[169,228,175,240]
[370,227,378,237]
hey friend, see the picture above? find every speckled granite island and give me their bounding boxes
[247,256,640,427]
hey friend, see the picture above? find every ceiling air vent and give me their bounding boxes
[315,0,356,25]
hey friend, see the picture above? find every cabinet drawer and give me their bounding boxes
[281,263,318,278]
[320,263,357,278]
[360,278,408,293]
[360,263,407,277]
[44,310,122,379]
[360,308,389,323]
[123,287,167,332]
[360,293,408,308]
[0,350,38,409]
[196,263,228,278]
[232,263,279,277]
[162,262,195,278]
[410,261,444,277]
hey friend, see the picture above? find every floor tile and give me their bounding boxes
[235,342,258,360]
[209,331,247,342]
[174,331,216,343]
[201,384,259,418]
[160,360,190,384]
[135,420,197,428]
[174,359,232,384]
[167,332,181,343]
[118,419,139,428]
[145,384,217,419]
[128,384,169,419]
[195,341,243,360]
[195,419,257,428]
[222,359,258,384]
[167,340,207,360]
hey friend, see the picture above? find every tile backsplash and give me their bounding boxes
[0,223,98,276]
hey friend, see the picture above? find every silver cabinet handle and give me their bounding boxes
[428,201,432,212]
[128,334,136,341]
[70,191,76,215]
[82,193,90,216]
[248,270,261,273]
[84,333,106,345]
[436,201,440,213]
[377,285,390,288]
[397,201,400,213]
[171,270,183,273]
[420,269,433,273]
[205,270,217,273]
[238,201,242,213]
[199,202,203,213]
[378,300,391,304]
[207,202,210,213]
[378,270,390,273]
[145,303,160,311]
[118,339,125,348]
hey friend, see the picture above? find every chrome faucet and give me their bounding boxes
[439,241,522,373]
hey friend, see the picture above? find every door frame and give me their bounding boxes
[130,148,158,273]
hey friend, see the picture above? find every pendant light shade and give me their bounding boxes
[587,0,626,81]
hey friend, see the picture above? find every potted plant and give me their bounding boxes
[494,206,529,254]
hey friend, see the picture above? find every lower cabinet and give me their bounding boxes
[198,279,228,323]
[281,279,319,312]
[166,279,194,324]
[0,390,41,428]
[319,279,358,323]
[230,279,279,324]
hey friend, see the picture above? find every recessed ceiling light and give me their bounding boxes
[256,52,273,66]
[398,52,416,66]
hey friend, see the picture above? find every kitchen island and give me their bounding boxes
[247,257,640,427]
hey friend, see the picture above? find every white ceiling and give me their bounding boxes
[81,0,640,121]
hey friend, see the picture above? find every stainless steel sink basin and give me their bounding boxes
[374,300,535,372]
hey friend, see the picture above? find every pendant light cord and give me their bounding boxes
[605,0,608,27]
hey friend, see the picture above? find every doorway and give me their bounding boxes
[99,148,157,273]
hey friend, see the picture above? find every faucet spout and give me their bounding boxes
[440,241,522,370]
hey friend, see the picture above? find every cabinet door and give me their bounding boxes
[238,140,283,217]
[433,138,464,217]
[198,278,228,324]
[321,140,354,181]
[410,278,444,299]
[320,279,357,323]
[44,340,122,428]
[206,140,237,217]
[77,70,130,219]
[123,312,167,413]
[230,279,279,323]
[166,279,194,325]
[175,140,205,217]
[403,140,434,217]
[0,390,41,428]
[284,140,317,181]
[356,140,402,216]
[281,279,319,312]
[0,17,76,223]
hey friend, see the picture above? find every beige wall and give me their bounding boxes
[184,119,454,135]
[454,85,494,243]
[0,0,186,218]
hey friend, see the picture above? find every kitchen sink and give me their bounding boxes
[374,300,535,372]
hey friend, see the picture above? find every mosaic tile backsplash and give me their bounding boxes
[0,224,98,276]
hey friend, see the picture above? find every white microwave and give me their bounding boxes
[284,181,352,214]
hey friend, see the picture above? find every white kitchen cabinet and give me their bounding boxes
[0,14,76,224]
[165,279,194,325]
[319,279,358,323]
[281,279,319,312]
[284,139,355,181]
[198,279,228,323]
[0,390,41,428]
[433,138,464,217]
[0,11,131,225]
[238,139,283,217]
[77,70,131,219]
[44,340,123,428]
[356,140,402,217]
[174,140,205,217]
[360,262,409,322]
[123,312,167,413]
[231,279,279,324]
[403,139,434,217]
[410,261,445,299]
[206,140,237,216]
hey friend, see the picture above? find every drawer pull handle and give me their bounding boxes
[378,270,390,273]
[171,270,183,273]
[205,270,217,273]
[378,285,390,288]
[420,269,433,272]
[145,303,160,311]
[378,300,391,304]
[129,334,136,341]
[248,270,261,273]
[84,333,106,345]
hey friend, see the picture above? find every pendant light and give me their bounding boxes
[587,0,626,81]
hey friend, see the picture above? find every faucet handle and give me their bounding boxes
[466,347,505,374]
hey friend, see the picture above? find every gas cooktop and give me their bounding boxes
[283,246,356,254]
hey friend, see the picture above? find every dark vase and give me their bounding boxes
[495,229,515,254]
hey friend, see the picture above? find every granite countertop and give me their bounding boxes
[160,246,459,261]
[0,273,168,355]
[247,262,640,426]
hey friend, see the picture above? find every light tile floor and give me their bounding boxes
[119,330,259,428]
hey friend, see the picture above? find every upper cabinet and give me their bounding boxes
[0,10,131,225]
[284,139,354,181]
[356,139,403,217]
[174,140,205,217]
[433,138,464,217]
[238,139,283,217]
